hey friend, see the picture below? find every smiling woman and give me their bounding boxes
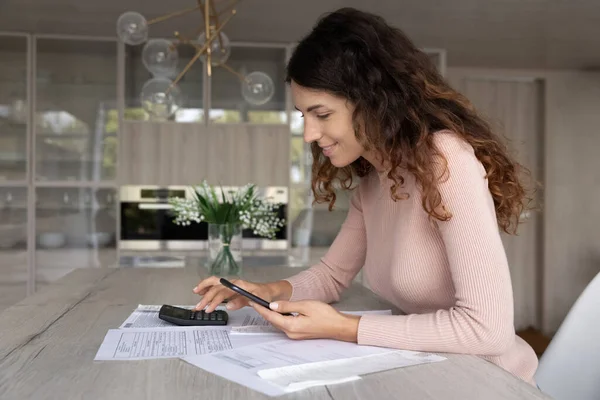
[193,6,540,388]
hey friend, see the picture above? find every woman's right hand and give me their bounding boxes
[192,276,292,313]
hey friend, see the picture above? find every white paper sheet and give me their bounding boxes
[118,304,273,330]
[94,328,233,360]
[94,328,285,361]
[257,349,446,389]
[183,338,398,396]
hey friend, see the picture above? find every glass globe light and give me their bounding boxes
[241,71,275,106]
[197,31,231,66]
[140,77,183,119]
[116,12,148,45]
[142,39,178,77]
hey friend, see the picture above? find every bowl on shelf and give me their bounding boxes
[0,225,25,249]
[86,232,113,248]
[38,232,67,249]
[0,235,20,249]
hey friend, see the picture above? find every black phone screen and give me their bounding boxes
[219,278,292,316]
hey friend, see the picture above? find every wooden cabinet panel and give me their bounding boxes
[119,122,290,187]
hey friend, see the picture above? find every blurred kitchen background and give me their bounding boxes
[0,0,599,352]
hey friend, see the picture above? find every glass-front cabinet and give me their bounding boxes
[35,38,117,183]
[32,37,118,292]
[0,34,119,308]
[0,186,28,309]
[0,34,29,310]
[35,187,117,291]
[0,35,28,183]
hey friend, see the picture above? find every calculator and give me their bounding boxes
[158,304,229,326]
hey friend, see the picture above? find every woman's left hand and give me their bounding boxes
[248,300,361,342]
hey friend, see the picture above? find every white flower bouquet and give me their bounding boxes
[168,181,285,274]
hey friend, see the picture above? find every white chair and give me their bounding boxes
[535,271,600,399]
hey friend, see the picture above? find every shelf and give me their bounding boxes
[38,82,117,88]
[34,181,117,188]
[36,133,117,138]
[0,181,28,187]
[35,208,114,215]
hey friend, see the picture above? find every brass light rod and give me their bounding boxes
[167,8,237,92]
[147,5,201,25]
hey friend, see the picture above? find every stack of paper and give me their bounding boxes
[257,349,446,390]
[94,305,446,397]
[183,338,446,396]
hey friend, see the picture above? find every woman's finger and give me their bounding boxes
[224,294,248,311]
[269,300,313,315]
[194,284,227,311]
[193,276,221,295]
[205,288,235,313]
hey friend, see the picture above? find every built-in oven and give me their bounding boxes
[119,185,288,251]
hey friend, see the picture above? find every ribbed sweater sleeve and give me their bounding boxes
[285,189,367,303]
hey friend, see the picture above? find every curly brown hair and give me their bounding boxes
[286,7,535,234]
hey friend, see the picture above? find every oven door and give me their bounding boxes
[241,202,288,249]
[120,201,208,250]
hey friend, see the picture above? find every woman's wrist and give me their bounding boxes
[266,280,293,301]
[334,314,361,343]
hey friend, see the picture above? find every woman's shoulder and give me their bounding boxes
[430,129,487,180]
[431,129,476,156]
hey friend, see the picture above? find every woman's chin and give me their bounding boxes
[329,156,352,168]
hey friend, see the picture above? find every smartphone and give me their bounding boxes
[220,278,292,316]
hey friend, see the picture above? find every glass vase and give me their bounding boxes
[207,223,242,276]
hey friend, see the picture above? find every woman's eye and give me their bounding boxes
[316,114,331,120]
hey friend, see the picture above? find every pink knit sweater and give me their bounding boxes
[285,131,539,385]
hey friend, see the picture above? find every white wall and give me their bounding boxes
[447,67,600,335]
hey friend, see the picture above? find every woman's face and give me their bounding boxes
[291,80,366,168]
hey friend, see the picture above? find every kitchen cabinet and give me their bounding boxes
[0,34,29,310]
[35,187,117,289]
[119,121,290,187]
[0,186,28,310]
[35,38,117,183]
[0,34,119,307]
[0,35,28,184]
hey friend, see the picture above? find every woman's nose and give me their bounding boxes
[303,120,322,144]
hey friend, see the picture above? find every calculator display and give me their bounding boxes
[164,306,192,319]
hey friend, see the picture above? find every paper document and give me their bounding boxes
[119,304,273,330]
[183,338,397,396]
[257,349,446,389]
[94,328,233,360]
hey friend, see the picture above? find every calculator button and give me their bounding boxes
[210,313,216,321]
[190,312,196,320]
[217,313,223,321]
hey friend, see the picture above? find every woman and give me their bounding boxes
[193,7,539,385]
